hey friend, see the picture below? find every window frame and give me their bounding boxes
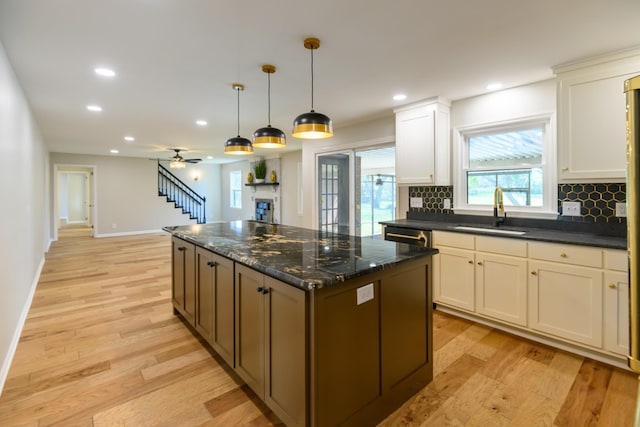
[453,113,557,218]
[229,170,242,209]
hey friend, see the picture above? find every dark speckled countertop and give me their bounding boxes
[380,212,627,250]
[163,221,437,290]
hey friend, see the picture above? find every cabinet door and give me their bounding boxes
[395,108,435,185]
[433,247,475,311]
[264,276,307,427]
[476,253,528,326]
[171,237,195,325]
[528,261,603,347]
[212,255,235,368]
[557,70,636,181]
[195,248,215,345]
[235,264,265,397]
[604,271,629,355]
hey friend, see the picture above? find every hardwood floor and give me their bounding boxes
[0,227,637,426]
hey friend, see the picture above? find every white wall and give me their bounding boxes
[0,41,50,392]
[280,150,303,227]
[450,79,556,128]
[50,153,222,236]
[301,116,396,229]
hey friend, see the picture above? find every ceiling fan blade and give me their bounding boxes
[186,159,202,163]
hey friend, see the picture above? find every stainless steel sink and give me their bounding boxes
[453,226,526,235]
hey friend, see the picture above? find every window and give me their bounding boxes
[454,115,556,217]
[230,170,242,208]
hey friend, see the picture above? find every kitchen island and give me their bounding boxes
[164,221,438,427]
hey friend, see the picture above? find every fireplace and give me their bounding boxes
[255,198,273,223]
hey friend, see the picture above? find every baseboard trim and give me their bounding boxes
[0,255,45,395]
[94,229,166,238]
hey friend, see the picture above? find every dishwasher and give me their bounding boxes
[383,225,431,247]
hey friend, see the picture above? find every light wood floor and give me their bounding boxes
[0,226,638,426]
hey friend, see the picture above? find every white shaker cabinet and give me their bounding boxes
[433,231,475,311]
[603,249,629,356]
[555,49,640,182]
[394,97,450,185]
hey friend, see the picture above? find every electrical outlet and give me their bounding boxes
[443,198,451,209]
[357,283,374,305]
[410,197,423,208]
[616,202,627,217]
[562,201,581,216]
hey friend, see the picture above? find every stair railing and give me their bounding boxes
[157,162,206,224]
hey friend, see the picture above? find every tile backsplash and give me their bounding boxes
[408,183,626,224]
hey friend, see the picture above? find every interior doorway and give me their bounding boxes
[54,164,96,240]
[316,145,395,237]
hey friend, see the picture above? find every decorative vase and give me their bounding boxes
[270,170,277,182]
[247,172,254,183]
[255,178,265,184]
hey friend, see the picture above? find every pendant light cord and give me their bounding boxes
[310,47,315,112]
[267,72,272,126]
[236,87,240,137]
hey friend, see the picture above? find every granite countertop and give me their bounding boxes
[380,213,627,250]
[163,221,437,290]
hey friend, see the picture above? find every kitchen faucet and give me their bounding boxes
[493,186,506,226]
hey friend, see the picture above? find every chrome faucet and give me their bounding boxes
[493,186,506,226]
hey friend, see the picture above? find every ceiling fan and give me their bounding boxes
[160,149,202,169]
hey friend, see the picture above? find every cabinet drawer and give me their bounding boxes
[476,235,527,257]
[604,249,628,272]
[433,231,475,250]
[528,242,602,268]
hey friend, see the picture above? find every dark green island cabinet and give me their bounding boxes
[167,222,437,427]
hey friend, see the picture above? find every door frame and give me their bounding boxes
[53,164,98,240]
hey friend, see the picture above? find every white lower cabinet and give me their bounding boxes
[433,247,475,311]
[528,260,603,348]
[476,253,528,326]
[433,230,629,365]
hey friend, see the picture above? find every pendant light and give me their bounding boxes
[292,37,333,139]
[224,83,254,155]
[253,65,286,148]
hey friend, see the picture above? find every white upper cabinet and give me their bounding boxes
[555,49,640,182]
[394,97,451,185]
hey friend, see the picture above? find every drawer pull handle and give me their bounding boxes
[562,166,569,171]
[468,260,473,264]
[178,247,186,252]
[609,283,616,289]
[477,262,483,266]
[560,253,567,258]
[387,232,425,241]
[256,287,269,295]
[207,261,216,268]
[531,271,537,275]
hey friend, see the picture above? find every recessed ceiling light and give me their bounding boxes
[124,136,135,142]
[487,82,503,91]
[95,67,116,77]
[393,94,407,101]
[110,149,119,154]
[196,120,208,126]
[86,105,102,112]
[207,156,213,160]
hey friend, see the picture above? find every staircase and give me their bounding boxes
[157,163,206,224]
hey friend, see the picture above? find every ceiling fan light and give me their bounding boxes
[169,160,186,169]
[292,111,333,139]
[224,136,254,155]
[253,125,286,148]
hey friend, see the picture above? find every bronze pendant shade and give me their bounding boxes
[224,83,254,155]
[253,65,286,148]
[292,38,333,139]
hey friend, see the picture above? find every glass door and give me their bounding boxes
[318,153,350,234]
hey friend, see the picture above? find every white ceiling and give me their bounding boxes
[1,0,639,164]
